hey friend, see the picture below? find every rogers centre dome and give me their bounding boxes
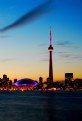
[13,78,39,90]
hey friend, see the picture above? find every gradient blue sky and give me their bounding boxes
[0,0,82,81]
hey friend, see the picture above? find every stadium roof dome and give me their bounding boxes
[14,78,38,87]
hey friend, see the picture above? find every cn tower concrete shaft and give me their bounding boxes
[49,50,53,86]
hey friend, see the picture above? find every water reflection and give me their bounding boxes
[0,91,82,121]
[44,91,56,121]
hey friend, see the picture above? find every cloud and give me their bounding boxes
[72,55,82,60]
[39,43,47,47]
[0,35,11,39]
[56,52,68,54]
[62,53,72,58]
[57,51,82,61]
[65,61,71,63]
[56,41,71,46]
[0,0,54,32]
[0,58,15,63]
[57,52,71,56]
[40,59,48,61]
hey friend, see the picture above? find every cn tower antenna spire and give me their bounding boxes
[50,26,52,46]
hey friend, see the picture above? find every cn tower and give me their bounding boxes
[48,27,54,87]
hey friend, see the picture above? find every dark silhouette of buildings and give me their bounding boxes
[38,77,43,89]
[73,79,82,89]
[65,73,73,86]
[46,77,52,88]
[48,27,54,88]
[14,79,17,83]
[3,74,8,87]
[0,78,2,87]
[0,73,82,90]
[0,74,12,89]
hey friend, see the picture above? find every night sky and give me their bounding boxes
[0,0,82,81]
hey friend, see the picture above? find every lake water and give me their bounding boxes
[0,90,82,121]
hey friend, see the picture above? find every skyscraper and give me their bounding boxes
[65,73,73,86]
[48,27,54,87]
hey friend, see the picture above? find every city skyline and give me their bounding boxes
[0,0,82,82]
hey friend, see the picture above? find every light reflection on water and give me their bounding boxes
[0,91,82,121]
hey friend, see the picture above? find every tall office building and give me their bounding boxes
[48,27,54,87]
[39,77,43,89]
[3,74,9,87]
[65,73,73,86]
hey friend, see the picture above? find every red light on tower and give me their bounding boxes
[48,27,54,87]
